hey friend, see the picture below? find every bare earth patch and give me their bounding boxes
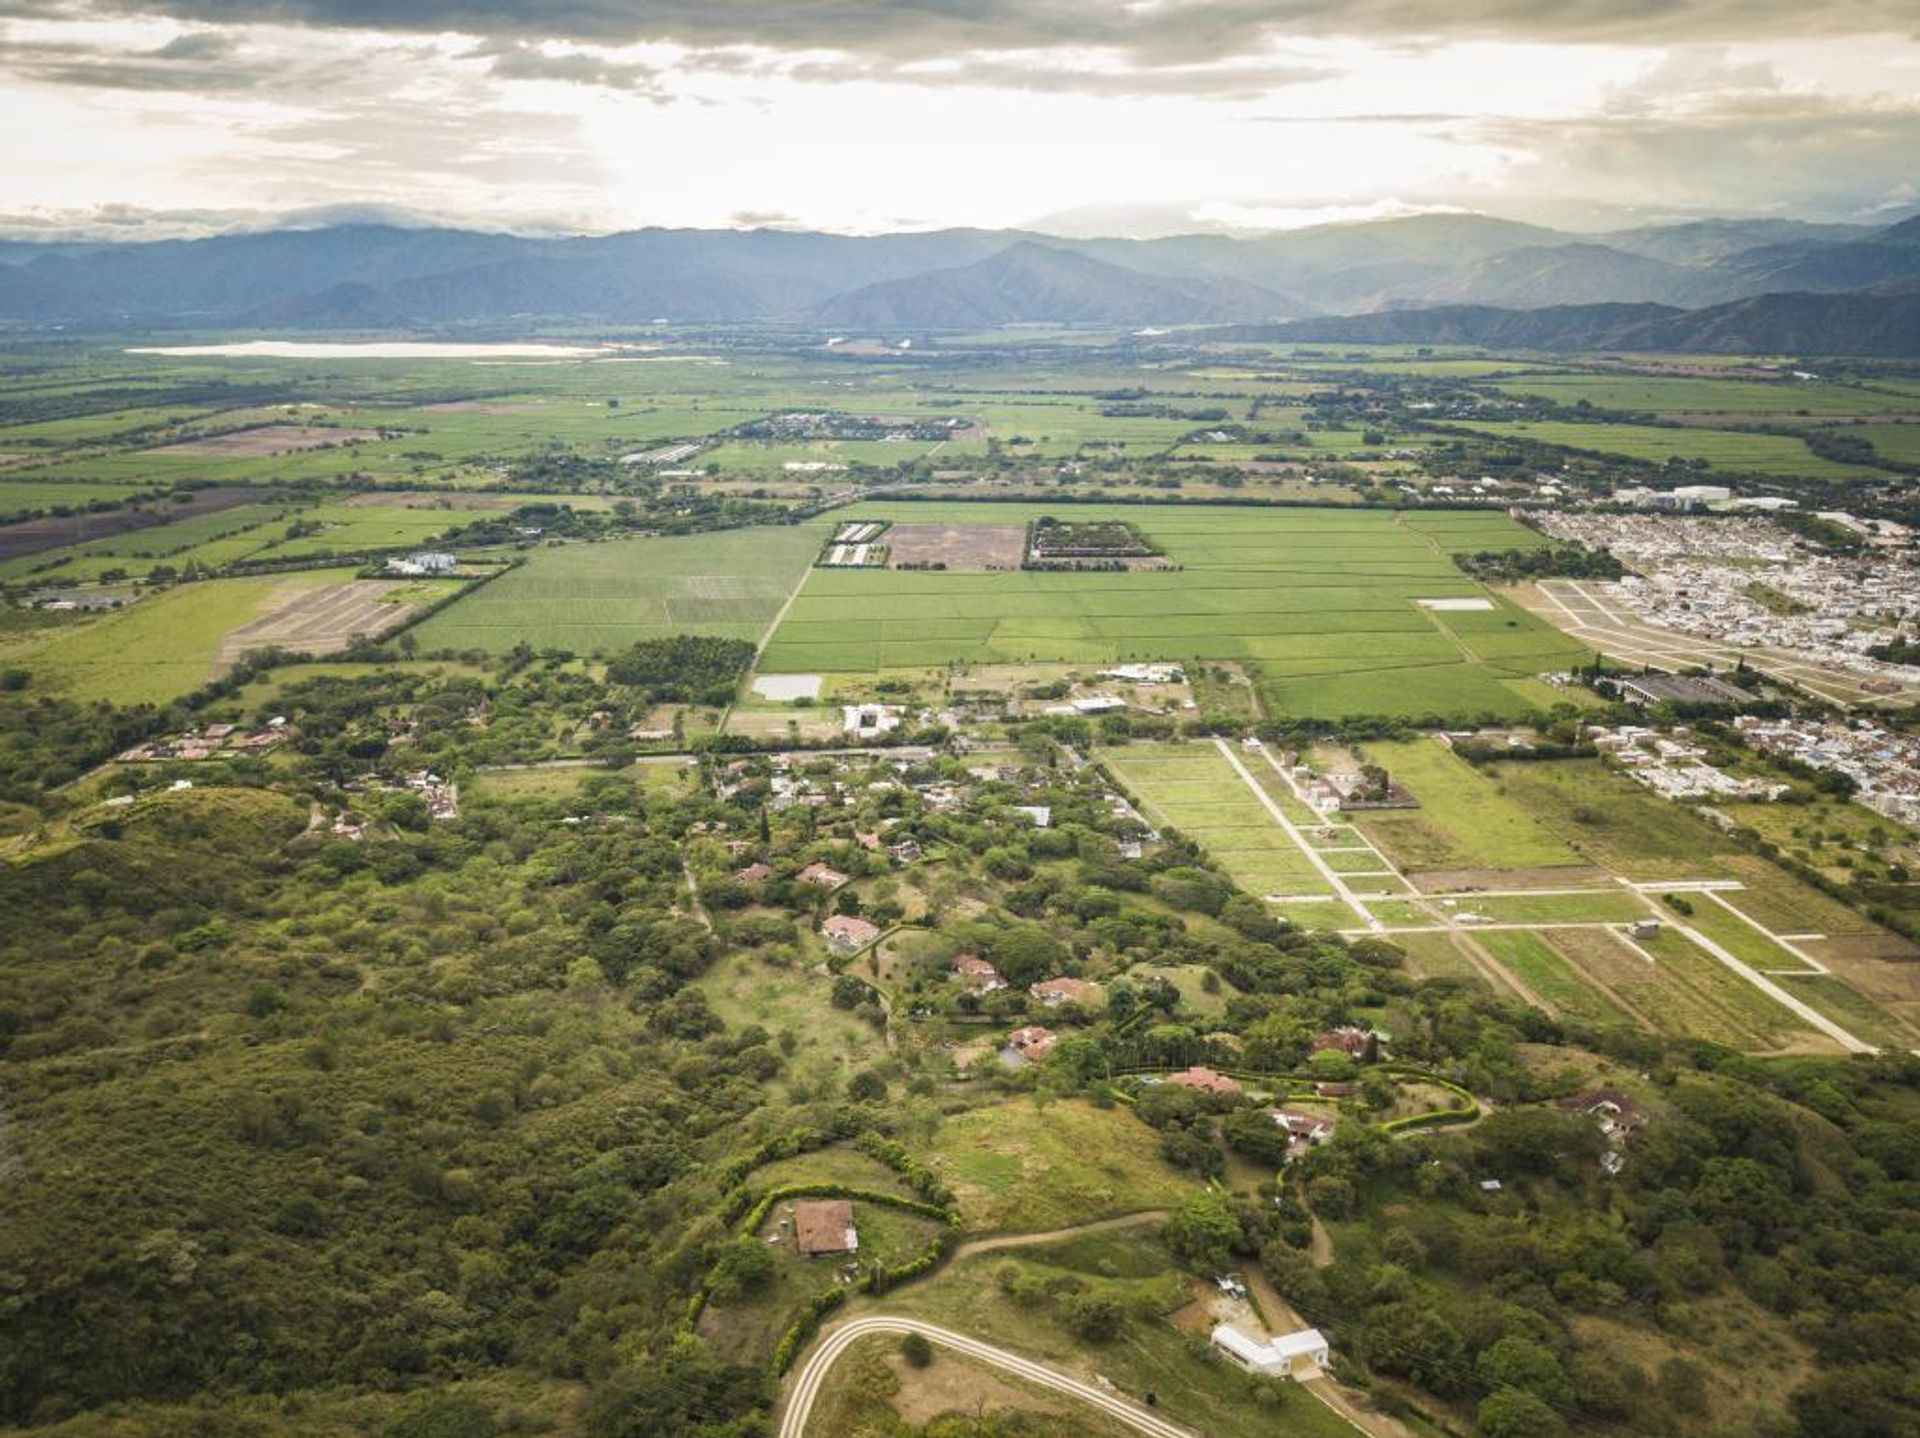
[886,1350,1072,1427]
[415,399,544,414]
[341,491,526,511]
[887,524,1026,570]
[147,425,382,458]
[216,579,431,666]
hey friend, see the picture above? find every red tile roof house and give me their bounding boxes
[732,861,774,883]
[1310,1026,1378,1060]
[1558,1088,1645,1140]
[952,954,1007,992]
[822,914,882,955]
[1030,977,1099,1008]
[792,1199,859,1257]
[1273,1108,1335,1160]
[798,861,850,888]
[1006,1025,1056,1060]
[1167,1066,1241,1096]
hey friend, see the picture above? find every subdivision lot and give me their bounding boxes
[412,524,822,655]
[1349,739,1586,872]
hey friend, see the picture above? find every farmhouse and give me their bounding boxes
[797,861,849,888]
[821,914,881,954]
[1311,1026,1379,1061]
[386,551,457,577]
[1210,1324,1330,1380]
[1558,1088,1645,1140]
[1273,1108,1335,1160]
[792,1199,859,1257]
[1030,976,1100,1008]
[732,861,774,883]
[1168,1066,1241,1096]
[953,954,1007,992]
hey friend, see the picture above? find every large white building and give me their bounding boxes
[1210,1324,1330,1380]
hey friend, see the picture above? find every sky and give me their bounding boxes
[0,0,1917,240]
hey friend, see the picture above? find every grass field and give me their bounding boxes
[1349,740,1586,871]
[763,503,1587,719]
[1450,419,1888,481]
[1477,759,1739,879]
[1477,930,1636,1027]
[926,1099,1202,1232]
[1492,375,1920,417]
[2,570,355,705]
[1103,742,1347,911]
[412,524,822,655]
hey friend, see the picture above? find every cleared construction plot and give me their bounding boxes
[145,424,383,457]
[216,578,451,665]
[1348,738,1587,875]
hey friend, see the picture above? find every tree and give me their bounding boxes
[900,1332,934,1367]
[1162,1193,1241,1272]
[1476,1387,1567,1438]
[1061,1292,1126,1342]
[1477,1336,1573,1411]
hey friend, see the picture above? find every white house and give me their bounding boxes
[1210,1324,1330,1380]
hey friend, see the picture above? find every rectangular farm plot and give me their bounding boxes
[412,524,821,655]
[762,504,1577,718]
[885,523,1025,569]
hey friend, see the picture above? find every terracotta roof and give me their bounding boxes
[1007,1025,1056,1058]
[1168,1066,1241,1095]
[822,914,881,948]
[1030,977,1098,1005]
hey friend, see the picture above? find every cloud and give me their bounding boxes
[7,0,1915,68]
[0,25,267,90]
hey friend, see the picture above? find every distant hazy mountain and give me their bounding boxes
[2,211,1919,336]
[811,241,1291,327]
[1212,288,1920,357]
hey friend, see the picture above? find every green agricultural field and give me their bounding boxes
[1349,739,1587,872]
[2,570,351,706]
[411,524,822,655]
[1852,423,1920,466]
[1104,742,1340,906]
[0,479,162,519]
[1449,419,1888,480]
[762,503,1588,719]
[1491,374,1920,417]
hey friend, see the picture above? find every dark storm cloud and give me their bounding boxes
[8,0,1916,62]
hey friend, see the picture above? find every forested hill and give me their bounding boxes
[1209,288,1920,357]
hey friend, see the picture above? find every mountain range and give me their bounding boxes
[1,211,1918,352]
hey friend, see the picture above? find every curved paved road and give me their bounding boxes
[779,1316,1200,1438]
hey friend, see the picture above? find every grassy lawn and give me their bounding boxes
[696,950,889,1089]
[926,1099,1202,1232]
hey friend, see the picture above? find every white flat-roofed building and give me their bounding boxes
[1210,1324,1330,1379]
